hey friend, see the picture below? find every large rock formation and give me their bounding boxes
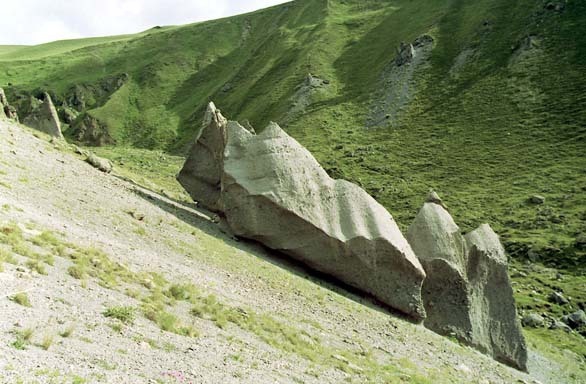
[178,103,427,320]
[22,92,63,139]
[407,197,527,371]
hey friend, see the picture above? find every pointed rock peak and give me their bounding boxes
[426,189,448,210]
[407,201,464,267]
[202,101,227,129]
[261,121,285,138]
[465,224,506,263]
[426,190,442,204]
[21,91,62,139]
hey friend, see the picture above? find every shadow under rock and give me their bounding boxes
[121,175,420,324]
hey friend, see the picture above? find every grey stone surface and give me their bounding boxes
[529,195,545,204]
[178,105,427,320]
[465,224,527,370]
[221,121,426,320]
[406,203,469,334]
[522,313,545,328]
[407,202,527,371]
[177,102,227,213]
[22,92,63,138]
[550,320,572,332]
[562,310,586,329]
[86,153,113,173]
[548,291,569,305]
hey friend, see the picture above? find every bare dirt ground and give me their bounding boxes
[0,119,582,383]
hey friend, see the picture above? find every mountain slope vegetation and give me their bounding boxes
[0,0,584,336]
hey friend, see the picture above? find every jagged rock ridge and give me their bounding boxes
[178,103,427,320]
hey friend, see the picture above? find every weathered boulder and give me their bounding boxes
[177,102,227,212]
[222,121,426,320]
[406,203,469,334]
[550,320,572,332]
[465,224,527,370]
[178,103,427,320]
[522,313,545,328]
[86,153,113,173]
[407,201,527,371]
[548,291,569,305]
[529,194,545,204]
[22,92,63,139]
[562,310,586,329]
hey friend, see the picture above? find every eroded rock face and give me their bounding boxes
[465,224,527,371]
[177,102,227,213]
[71,114,114,146]
[406,203,470,335]
[22,93,63,138]
[222,121,426,319]
[178,103,427,320]
[407,201,527,371]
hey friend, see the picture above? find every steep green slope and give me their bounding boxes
[0,0,584,271]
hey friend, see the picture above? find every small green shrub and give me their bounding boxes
[10,292,31,307]
[103,306,135,324]
[59,325,76,338]
[40,334,54,350]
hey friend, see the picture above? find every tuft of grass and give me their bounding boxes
[40,334,54,350]
[11,327,34,350]
[31,231,61,248]
[9,292,32,307]
[67,264,86,279]
[59,325,76,338]
[26,259,47,275]
[0,247,17,271]
[103,306,135,324]
[165,283,198,301]
[20,327,35,341]
[143,306,198,337]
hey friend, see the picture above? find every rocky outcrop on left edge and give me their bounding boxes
[0,88,19,121]
[22,92,63,139]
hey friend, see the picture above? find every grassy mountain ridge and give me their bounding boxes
[0,0,584,269]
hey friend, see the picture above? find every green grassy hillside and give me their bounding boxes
[0,0,584,272]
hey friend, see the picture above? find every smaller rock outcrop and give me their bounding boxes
[22,92,63,139]
[407,197,527,371]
